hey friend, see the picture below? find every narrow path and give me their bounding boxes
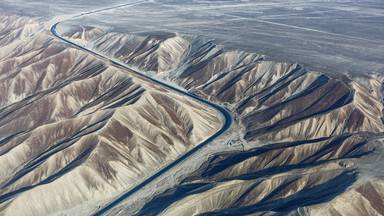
[225,14,384,45]
[49,1,232,215]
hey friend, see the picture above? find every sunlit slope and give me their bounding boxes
[133,134,372,215]
[64,26,384,215]
[0,15,221,216]
[288,180,384,216]
[80,29,384,143]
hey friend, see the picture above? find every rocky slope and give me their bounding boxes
[0,15,221,216]
[133,134,371,215]
[84,30,384,143]
[60,25,384,215]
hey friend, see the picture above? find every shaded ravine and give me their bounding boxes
[49,2,232,215]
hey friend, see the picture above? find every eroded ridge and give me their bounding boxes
[0,14,222,216]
